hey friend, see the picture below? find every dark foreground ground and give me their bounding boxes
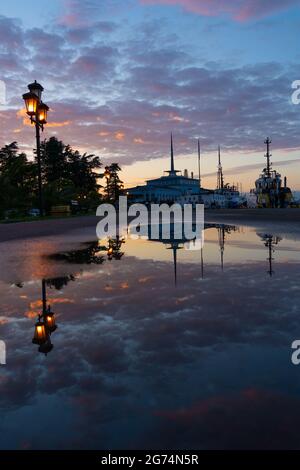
[0,209,300,243]
[0,215,99,242]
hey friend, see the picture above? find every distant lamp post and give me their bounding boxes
[22,80,49,217]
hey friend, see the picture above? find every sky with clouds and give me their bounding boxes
[0,0,300,190]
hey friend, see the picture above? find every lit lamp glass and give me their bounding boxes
[22,92,39,116]
[38,102,49,124]
[104,169,111,179]
[32,320,48,345]
[107,247,113,255]
[44,310,57,333]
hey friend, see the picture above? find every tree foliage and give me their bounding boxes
[103,163,124,202]
[39,137,102,211]
[0,137,104,218]
[0,142,37,216]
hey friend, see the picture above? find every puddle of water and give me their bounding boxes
[0,223,300,449]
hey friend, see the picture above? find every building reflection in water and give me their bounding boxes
[147,224,282,283]
[258,233,282,276]
[142,222,238,285]
[27,227,283,355]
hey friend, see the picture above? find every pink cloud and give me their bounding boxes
[140,0,300,21]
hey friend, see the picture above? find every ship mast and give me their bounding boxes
[170,132,175,174]
[217,145,224,190]
[264,137,272,177]
[198,139,201,188]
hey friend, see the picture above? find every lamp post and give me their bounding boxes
[22,81,49,217]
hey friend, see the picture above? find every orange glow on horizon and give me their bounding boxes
[47,120,71,128]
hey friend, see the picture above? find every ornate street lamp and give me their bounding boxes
[22,80,49,217]
[28,80,44,100]
[22,92,39,116]
[38,102,49,125]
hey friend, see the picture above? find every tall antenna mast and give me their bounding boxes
[198,139,201,188]
[264,137,272,177]
[217,145,224,190]
[170,132,174,174]
[165,133,180,176]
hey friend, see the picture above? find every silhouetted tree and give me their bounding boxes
[0,142,36,216]
[103,163,124,202]
[47,241,106,264]
[0,138,124,218]
[39,136,102,211]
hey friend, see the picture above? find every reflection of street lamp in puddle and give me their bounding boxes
[32,279,58,355]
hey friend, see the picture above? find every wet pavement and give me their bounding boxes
[0,222,300,449]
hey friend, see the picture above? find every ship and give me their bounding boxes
[214,146,247,208]
[253,138,294,208]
